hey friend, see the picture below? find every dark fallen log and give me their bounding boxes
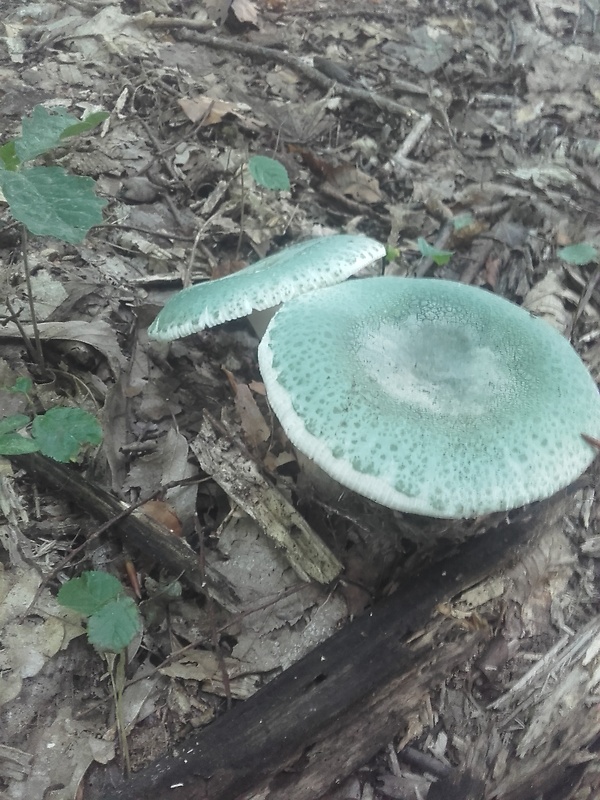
[10,452,241,610]
[93,494,569,800]
[13,452,587,799]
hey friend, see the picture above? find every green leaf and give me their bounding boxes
[57,570,123,616]
[248,155,290,191]
[60,111,109,140]
[385,244,400,262]
[0,166,107,243]
[0,141,20,171]
[15,105,79,162]
[0,414,38,454]
[0,414,30,435]
[0,433,39,455]
[31,406,102,462]
[9,376,33,394]
[87,596,142,652]
[417,237,454,266]
[557,243,598,266]
[452,213,474,231]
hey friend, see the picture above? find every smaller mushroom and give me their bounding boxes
[148,234,386,341]
[258,276,600,519]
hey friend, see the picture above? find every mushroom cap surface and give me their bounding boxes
[258,276,600,518]
[148,235,386,341]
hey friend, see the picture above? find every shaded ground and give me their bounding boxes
[1,0,600,798]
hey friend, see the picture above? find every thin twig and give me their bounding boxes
[145,15,216,33]
[138,118,183,188]
[2,297,38,363]
[21,226,45,369]
[91,222,197,241]
[196,515,233,710]
[150,22,419,121]
[566,263,600,341]
[236,165,245,259]
[183,228,204,288]
[414,220,454,278]
[21,474,208,617]
[137,118,192,232]
[384,113,432,173]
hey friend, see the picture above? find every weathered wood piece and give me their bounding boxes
[191,415,343,584]
[96,498,563,800]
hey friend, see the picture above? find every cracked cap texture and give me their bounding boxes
[258,276,600,518]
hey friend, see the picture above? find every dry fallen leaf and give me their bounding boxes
[0,320,126,377]
[522,271,571,333]
[140,500,182,536]
[179,96,246,126]
[327,164,382,204]
[160,650,260,699]
[0,566,84,706]
[224,369,270,448]
[204,0,234,24]
[232,0,259,24]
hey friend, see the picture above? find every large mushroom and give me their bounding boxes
[258,276,600,518]
[148,235,386,341]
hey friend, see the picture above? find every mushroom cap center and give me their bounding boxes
[359,319,511,417]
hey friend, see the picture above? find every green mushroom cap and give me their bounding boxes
[148,235,386,341]
[258,276,600,518]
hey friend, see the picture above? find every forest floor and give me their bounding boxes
[1,0,600,798]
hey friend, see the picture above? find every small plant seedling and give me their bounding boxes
[0,105,108,244]
[0,406,102,461]
[57,570,142,652]
[557,243,598,267]
[0,414,39,455]
[248,154,290,192]
[58,570,142,773]
[8,376,34,395]
[236,155,290,257]
[417,236,454,266]
[452,212,475,231]
[384,244,400,263]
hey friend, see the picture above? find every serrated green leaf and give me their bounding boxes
[0,433,39,455]
[0,141,20,171]
[0,166,107,243]
[557,243,598,266]
[417,236,454,266]
[9,376,33,394]
[87,596,142,652]
[0,414,30,435]
[31,406,102,462]
[0,415,36,456]
[57,570,123,616]
[248,155,290,191]
[15,106,79,162]
[60,111,109,140]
